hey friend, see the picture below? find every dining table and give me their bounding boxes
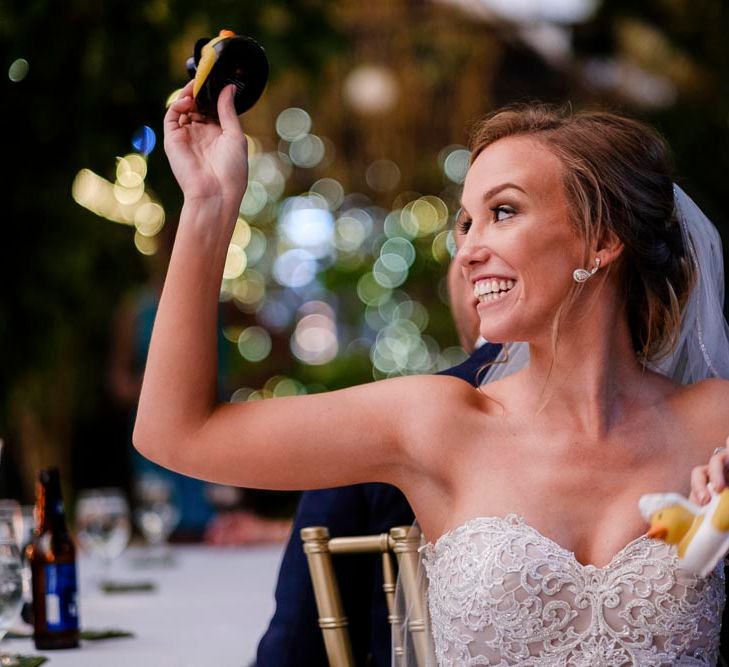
[3,543,285,666]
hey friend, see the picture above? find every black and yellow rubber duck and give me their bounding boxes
[186,30,268,118]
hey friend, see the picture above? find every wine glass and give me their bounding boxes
[133,475,180,557]
[75,488,131,573]
[0,502,31,630]
[0,516,23,664]
[15,508,33,557]
[0,505,21,555]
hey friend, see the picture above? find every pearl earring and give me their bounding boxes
[573,257,601,283]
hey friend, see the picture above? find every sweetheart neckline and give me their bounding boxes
[424,513,654,571]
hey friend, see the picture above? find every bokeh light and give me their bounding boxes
[113,180,144,206]
[372,254,408,288]
[134,231,158,255]
[273,248,317,288]
[258,296,295,331]
[249,153,287,202]
[403,196,449,237]
[245,228,268,265]
[357,272,392,307]
[223,244,247,280]
[291,304,339,365]
[230,387,255,403]
[72,165,162,235]
[240,180,268,217]
[117,153,148,181]
[371,318,435,376]
[276,107,312,141]
[380,237,416,269]
[485,0,598,23]
[289,134,326,168]
[222,269,266,310]
[264,375,307,397]
[442,147,471,184]
[232,217,252,248]
[237,326,272,362]
[134,202,165,237]
[165,88,182,108]
[280,196,334,258]
[343,64,399,114]
[384,209,418,240]
[439,346,469,370]
[366,159,401,192]
[335,214,368,252]
[271,377,306,397]
[131,126,157,156]
[310,178,344,211]
[8,58,29,82]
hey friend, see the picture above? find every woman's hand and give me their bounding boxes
[163,81,248,211]
[689,436,729,505]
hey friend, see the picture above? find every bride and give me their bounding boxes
[135,81,729,664]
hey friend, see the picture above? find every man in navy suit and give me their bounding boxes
[256,238,502,666]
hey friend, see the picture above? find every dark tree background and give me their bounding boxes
[1,0,727,503]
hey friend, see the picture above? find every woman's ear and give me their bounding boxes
[596,230,624,268]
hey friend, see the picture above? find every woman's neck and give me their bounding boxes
[519,293,648,438]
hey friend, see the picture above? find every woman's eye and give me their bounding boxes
[492,206,515,222]
[457,216,472,234]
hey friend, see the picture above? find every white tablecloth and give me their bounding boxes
[4,544,284,666]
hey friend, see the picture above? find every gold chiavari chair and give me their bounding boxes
[300,524,430,666]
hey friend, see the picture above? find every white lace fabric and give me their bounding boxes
[422,514,725,666]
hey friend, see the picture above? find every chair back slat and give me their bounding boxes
[302,524,423,667]
[301,526,355,667]
[390,526,431,666]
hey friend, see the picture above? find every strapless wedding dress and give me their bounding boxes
[421,514,725,666]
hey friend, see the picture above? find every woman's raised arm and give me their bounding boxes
[133,82,442,491]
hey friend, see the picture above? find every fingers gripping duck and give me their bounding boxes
[640,437,729,578]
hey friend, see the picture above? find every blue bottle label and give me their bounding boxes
[44,563,79,632]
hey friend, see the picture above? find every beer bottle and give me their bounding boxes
[26,467,80,649]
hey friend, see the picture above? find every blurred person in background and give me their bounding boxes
[109,220,289,543]
[255,222,501,666]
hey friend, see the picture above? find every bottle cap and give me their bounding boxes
[39,467,60,486]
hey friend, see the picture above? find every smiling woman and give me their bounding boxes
[135,88,729,665]
[458,105,694,363]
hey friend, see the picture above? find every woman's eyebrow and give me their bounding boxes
[482,182,526,202]
[459,182,526,210]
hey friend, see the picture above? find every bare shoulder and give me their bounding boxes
[346,372,477,406]
[388,374,485,436]
[672,377,729,446]
[394,373,493,457]
[679,376,729,405]
[405,373,485,400]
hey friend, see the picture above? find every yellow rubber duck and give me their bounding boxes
[192,30,237,100]
[639,486,729,577]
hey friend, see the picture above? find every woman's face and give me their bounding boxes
[457,136,585,344]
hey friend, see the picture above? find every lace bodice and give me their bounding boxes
[421,514,725,666]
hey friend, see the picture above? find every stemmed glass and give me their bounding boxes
[0,515,23,666]
[133,475,180,560]
[0,502,31,632]
[75,488,131,582]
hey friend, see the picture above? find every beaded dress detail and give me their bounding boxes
[421,514,724,666]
